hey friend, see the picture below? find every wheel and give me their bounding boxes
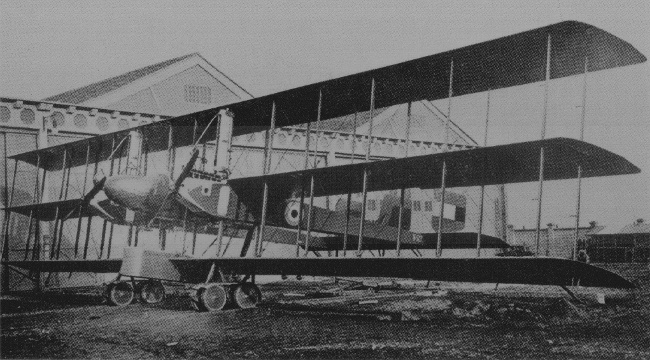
[232,283,262,309]
[106,281,134,307]
[138,280,165,304]
[194,284,228,312]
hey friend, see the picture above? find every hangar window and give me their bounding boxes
[20,109,35,125]
[96,116,109,131]
[51,111,65,127]
[413,201,421,211]
[424,201,433,211]
[367,199,376,211]
[74,114,87,128]
[118,119,129,129]
[0,106,10,123]
[184,85,212,104]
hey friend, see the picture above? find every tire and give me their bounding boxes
[196,284,228,312]
[106,281,134,307]
[231,283,262,309]
[138,280,165,304]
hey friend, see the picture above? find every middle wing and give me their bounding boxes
[229,138,640,203]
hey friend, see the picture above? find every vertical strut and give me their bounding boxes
[55,159,72,259]
[296,100,314,257]
[573,57,588,260]
[255,101,276,257]
[357,78,376,256]
[396,101,412,257]
[216,221,225,257]
[24,156,41,261]
[74,143,91,257]
[167,124,175,175]
[191,222,198,256]
[535,34,552,256]
[3,161,18,262]
[445,59,454,149]
[1,132,8,265]
[305,90,323,256]
[342,110,358,257]
[1,141,16,290]
[50,148,68,259]
[84,215,93,260]
[105,221,114,258]
[35,161,46,264]
[98,136,116,259]
[435,160,447,258]
[477,90,491,257]
[435,59,454,258]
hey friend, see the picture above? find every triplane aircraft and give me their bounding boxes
[2,21,646,312]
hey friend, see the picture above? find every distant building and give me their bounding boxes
[507,221,604,259]
[587,219,650,263]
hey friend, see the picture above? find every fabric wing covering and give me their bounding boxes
[4,257,635,289]
[9,21,646,171]
[228,138,641,205]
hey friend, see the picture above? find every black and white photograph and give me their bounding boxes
[1,1,648,358]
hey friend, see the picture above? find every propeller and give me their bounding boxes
[60,136,130,222]
[146,115,219,227]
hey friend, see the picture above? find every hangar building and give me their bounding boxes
[1,53,503,290]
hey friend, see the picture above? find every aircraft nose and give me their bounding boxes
[104,174,171,211]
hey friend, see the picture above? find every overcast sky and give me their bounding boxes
[1,0,648,230]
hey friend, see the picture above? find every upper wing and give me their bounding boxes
[9,21,645,170]
[229,138,641,202]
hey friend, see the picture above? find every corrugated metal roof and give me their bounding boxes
[43,53,199,104]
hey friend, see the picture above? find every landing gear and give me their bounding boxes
[191,283,229,312]
[138,280,165,304]
[106,281,135,307]
[190,282,262,311]
[231,283,262,309]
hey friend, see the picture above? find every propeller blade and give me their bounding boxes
[89,198,114,220]
[85,176,107,201]
[60,176,108,222]
[174,149,200,191]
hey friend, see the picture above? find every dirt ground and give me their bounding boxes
[2,280,650,359]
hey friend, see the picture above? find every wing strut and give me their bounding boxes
[535,34,553,256]
[254,101,276,257]
[396,101,413,257]
[295,99,315,257]
[50,148,69,259]
[436,59,455,258]
[476,90,491,257]
[2,154,20,290]
[304,90,323,256]
[573,57,589,261]
[342,110,359,256]
[357,78,376,256]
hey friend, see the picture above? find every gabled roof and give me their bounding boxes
[44,53,198,104]
[293,100,476,146]
[43,53,252,105]
[618,221,650,234]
